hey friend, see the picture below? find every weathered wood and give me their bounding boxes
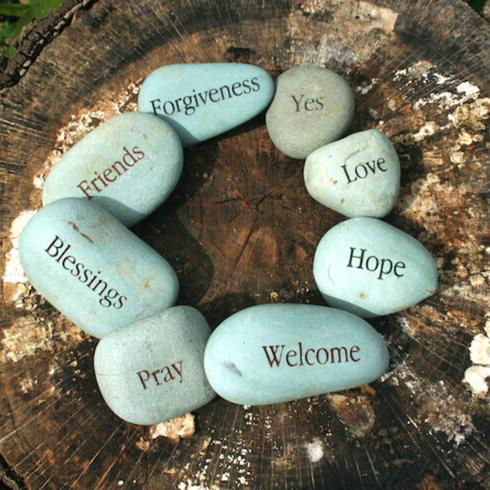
[0,0,489,488]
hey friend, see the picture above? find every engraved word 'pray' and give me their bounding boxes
[137,360,183,390]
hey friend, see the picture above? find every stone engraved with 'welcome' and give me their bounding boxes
[262,342,361,367]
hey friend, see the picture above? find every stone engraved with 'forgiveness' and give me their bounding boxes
[149,77,262,117]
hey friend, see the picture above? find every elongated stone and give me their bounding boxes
[19,198,179,338]
[313,217,438,317]
[138,63,274,145]
[304,129,400,217]
[204,304,389,405]
[94,306,216,425]
[266,65,355,159]
[43,112,183,226]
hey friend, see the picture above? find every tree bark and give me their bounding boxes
[0,0,489,488]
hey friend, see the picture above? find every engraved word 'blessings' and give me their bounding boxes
[45,235,128,309]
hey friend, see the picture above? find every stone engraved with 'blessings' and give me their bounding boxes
[45,235,128,308]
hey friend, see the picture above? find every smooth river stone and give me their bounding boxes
[313,217,438,318]
[138,63,275,146]
[304,129,400,217]
[204,304,389,405]
[43,112,183,227]
[94,306,216,425]
[19,198,179,338]
[266,65,355,159]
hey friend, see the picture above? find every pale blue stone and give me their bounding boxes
[43,112,183,227]
[19,198,179,338]
[313,217,438,318]
[266,65,355,159]
[204,304,389,405]
[94,306,216,425]
[304,129,400,217]
[138,63,274,145]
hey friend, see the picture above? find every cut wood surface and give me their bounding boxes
[0,0,489,488]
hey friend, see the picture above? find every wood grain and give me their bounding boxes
[0,0,489,488]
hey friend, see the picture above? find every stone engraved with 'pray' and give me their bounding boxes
[137,360,183,390]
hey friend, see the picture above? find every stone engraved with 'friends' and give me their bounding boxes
[77,145,146,199]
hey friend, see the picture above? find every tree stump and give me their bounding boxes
[0,0,489,488]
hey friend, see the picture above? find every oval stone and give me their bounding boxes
[94,306,216,425]
[313,217,438,317]
[19,198,179,338]
[204,304,389,405]
[138,63,275,146]
[43,112,183,227]
[266,65,355,159]
[304,129,400,217]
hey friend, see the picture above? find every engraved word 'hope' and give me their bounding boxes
[347,247,406,280]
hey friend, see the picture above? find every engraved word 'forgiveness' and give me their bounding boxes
[347,246,406,280]
[137,360,183,390]
[45,235,127,308]
[262,341,360,367]
[150,77,261,117]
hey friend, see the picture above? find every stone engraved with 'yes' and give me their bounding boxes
[291,94,325,112]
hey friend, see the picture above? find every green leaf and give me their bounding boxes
[28,0,63,21]
[0,4,30,17]
[0,0,63,59]
[1,0,63,45]
[4,43,15,56]
[466,0,486,13]
[0,43,16,58]
[0,18,17,42]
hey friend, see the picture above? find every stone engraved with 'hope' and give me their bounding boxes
[137,360,183,390]
[347,246,406,280]
[262,342,360,367]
